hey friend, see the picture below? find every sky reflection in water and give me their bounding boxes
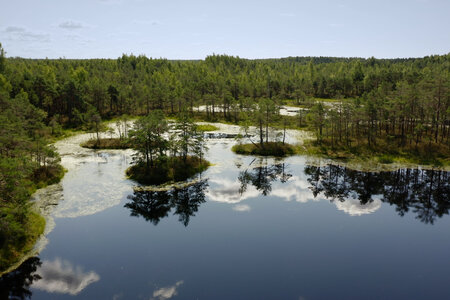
[2,133,450,300]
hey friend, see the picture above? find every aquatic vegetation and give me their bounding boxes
[195,124,219,132]
[232,142,297,157]
[126,156,210,185]
[81,138,132,149]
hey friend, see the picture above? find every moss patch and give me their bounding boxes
[195,124,219,132]
[126,156,210,185]
[81,138,132,149]
[232,142,297,157]
[298,139,450,168]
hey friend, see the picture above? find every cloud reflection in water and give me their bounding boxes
[233,204,251,212]
[32,258,100,295]
[334,198,382,216]
[151,280,184,300]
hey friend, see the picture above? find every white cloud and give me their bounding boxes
[3,26,50,42]
[132,20,162,26]
[32,258,100,295]
[4,26,25,33]
[59,20,85,30]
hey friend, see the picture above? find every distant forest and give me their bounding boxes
[3,52,448,125]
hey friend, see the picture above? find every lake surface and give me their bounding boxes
[1,128,450,300]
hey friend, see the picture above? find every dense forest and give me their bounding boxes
[2,47,449,154]
[0,42,449,270]
[0,44,64,271]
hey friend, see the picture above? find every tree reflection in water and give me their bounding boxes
[238,158,292,196]
[0,257,41,300]
[305,165,450,224]
[125,180,209,226]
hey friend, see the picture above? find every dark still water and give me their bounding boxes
[1,135,450,300]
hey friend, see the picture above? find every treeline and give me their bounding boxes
[3,49,448,122]
[305,65,449,159]
[1,43,449,157]
[0,44,63,271]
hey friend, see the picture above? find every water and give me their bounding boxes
[1,128,450,300]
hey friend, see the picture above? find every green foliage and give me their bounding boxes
[307,102,326,141]
[195,124,219,132]
[0,60,63,272]
[0,47,448,158]
[127,109,210,185]
[126,156,210,185]
[0,43,5,75]
[30,165,65,189]
[129,110,168,168]
[378,155,394,164]
[300,139,449,167]
[81,138,132,149]
[232,142,296,157]
[0,210,45,272]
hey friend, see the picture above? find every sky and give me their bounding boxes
[0,0,449,59]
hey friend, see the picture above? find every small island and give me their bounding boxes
[126,110,210,185]
[195,124,219,132]
[232,142,296,156]
[232,98,298,157]
[81,138,132,149]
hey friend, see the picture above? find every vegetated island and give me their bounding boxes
[231,99,298,157]
[81,138,131,149]
[81,119,218,150]
[232,142,296,156]
[125,110,210,185]
[80,116,134,149]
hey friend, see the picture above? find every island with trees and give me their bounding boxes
[126,110,210,185]
[232,97,298,156]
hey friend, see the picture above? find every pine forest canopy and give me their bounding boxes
[2,49,449,151]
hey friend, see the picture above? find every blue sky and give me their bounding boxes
[0,0,449,59]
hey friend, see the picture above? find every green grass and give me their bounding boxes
[232,142,297,157]
[377,154,394,164]
[313,97,342,103]
[81,138,132,149]
[298,139,450,168]
[195,124,219,132]
[126,156,210,185]
[190,112,237,125]
[48,127,85,143]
